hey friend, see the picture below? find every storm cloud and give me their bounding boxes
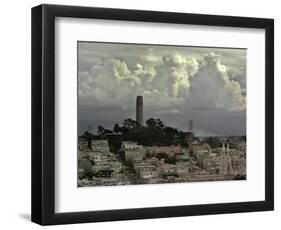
[78,42,246,136]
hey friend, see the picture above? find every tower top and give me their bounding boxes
[136,95,143,105]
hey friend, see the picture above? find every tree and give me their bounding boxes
[113,123,121,133]
[205,137,220,148]
[155,152,169,160]
[155,153,176,164]
[123,119,138,130]
[97,125,105,135]
[165,156,176,164]
[80,131,95,149]
[146,118,164,130]
[107,135,122,153]
[165,126,179,136]
[104,129,113,135]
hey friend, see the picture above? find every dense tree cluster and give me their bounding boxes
[80,118,192,153]
[155,153,176,164]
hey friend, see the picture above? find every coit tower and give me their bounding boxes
[136,96,143,126]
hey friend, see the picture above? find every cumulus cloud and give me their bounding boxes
[187,52,246,111]
[79,49,246,113]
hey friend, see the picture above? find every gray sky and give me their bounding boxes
[78,41,246,136]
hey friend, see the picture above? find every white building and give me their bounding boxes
[121,141,144,150]
[91,140,110,153]
[122,141,145,162]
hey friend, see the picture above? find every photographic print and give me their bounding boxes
[77,41,247,187]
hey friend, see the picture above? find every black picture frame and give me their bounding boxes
[31,4,274,225]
